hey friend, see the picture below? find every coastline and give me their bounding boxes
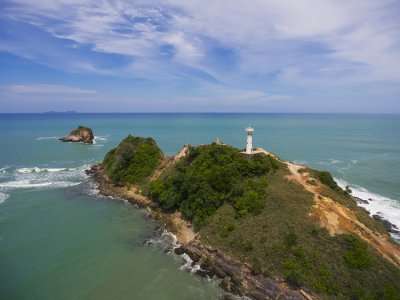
[86,144,400,300]
[334,178,400,242]
[87,164,311,300]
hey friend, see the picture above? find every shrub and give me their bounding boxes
[149,143,280,228]
[103,135,162,185]
[234,190,265,217]
[342,235,372,269]
[285,232,298,248]
[283,258,303,288]
[316,171,339,190]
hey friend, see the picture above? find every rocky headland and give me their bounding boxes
[87,135,400,300]
[60,126,94,144]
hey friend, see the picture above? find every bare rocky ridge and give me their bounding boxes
[60,126,94,144]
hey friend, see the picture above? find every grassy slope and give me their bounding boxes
[103,138,400,299]
[149,144,400,300]
[201,166,400,299]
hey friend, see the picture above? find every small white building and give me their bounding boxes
[245,127,254,154]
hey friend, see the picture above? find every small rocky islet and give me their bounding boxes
[59,126,94,144]
[87,134,400,300]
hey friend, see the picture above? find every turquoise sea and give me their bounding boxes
[0,113,399,299]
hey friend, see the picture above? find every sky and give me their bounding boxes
[0,0,399,113]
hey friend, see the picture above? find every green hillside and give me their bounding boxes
[102,138,400,299]
[103,135,162,185]
[148,143,400,300]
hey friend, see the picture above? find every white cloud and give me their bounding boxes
[2,84,97,95]
[2,0,400,86]
[163,32,202,63]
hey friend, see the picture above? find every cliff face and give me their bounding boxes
[94,136,400,300]
[60,126,94,144]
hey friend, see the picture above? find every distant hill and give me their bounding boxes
[43,110,78,114]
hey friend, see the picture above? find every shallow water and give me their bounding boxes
[0,113,399,299]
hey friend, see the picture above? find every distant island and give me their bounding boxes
[43,110,78,114]
[87,133,400,300]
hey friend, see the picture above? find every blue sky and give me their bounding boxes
[0,0,399,113]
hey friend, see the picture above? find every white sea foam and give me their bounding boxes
[0,180,53,188]
[0,192,9,204]
[0,167,9,177]
[0,180,80,189]
[16,167,70,174]
[293,160,307,165]
[92,136,108,145]
[180,253,194,270]
[335,177,400,239]
[94,136,108,141]
[329,159,342,164]
[0,164,88,194]
[36,136,58,141]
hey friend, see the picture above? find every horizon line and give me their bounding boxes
[0,112,400,115]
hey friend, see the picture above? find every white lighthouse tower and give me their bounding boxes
[245,127,254,154]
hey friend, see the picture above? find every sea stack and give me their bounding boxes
[59,126,94,144]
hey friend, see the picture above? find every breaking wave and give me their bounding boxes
[335,177,400,240]
[0,167,9,178]
[0,164,89,195]
[36,136,58,141]
[16,167,72,174]
[0,192,9,204]
[94,136,108,141]
[92,135,108,145]
[144,229,207,276]
[145,229,179,251]
[0,167,9,173]
[0,180,80,189]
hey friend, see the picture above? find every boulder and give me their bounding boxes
[60,126,94,144]
[373,214,400,234]
[174,246,185,255]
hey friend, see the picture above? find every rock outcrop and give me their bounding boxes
[60,126,94,144]
[181,241,308,300]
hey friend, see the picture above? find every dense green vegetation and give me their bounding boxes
[149,143,281,228]
[103,135,162,185]
[200,166,400,300]
[104,138,400,299]
[147,143,400,299]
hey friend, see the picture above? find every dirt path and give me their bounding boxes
[286,161,400,267]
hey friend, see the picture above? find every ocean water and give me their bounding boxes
[0,113,399,299]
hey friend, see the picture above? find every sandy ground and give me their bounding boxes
[285,161,400,267]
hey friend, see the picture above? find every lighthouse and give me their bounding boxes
[245,127,254,154]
